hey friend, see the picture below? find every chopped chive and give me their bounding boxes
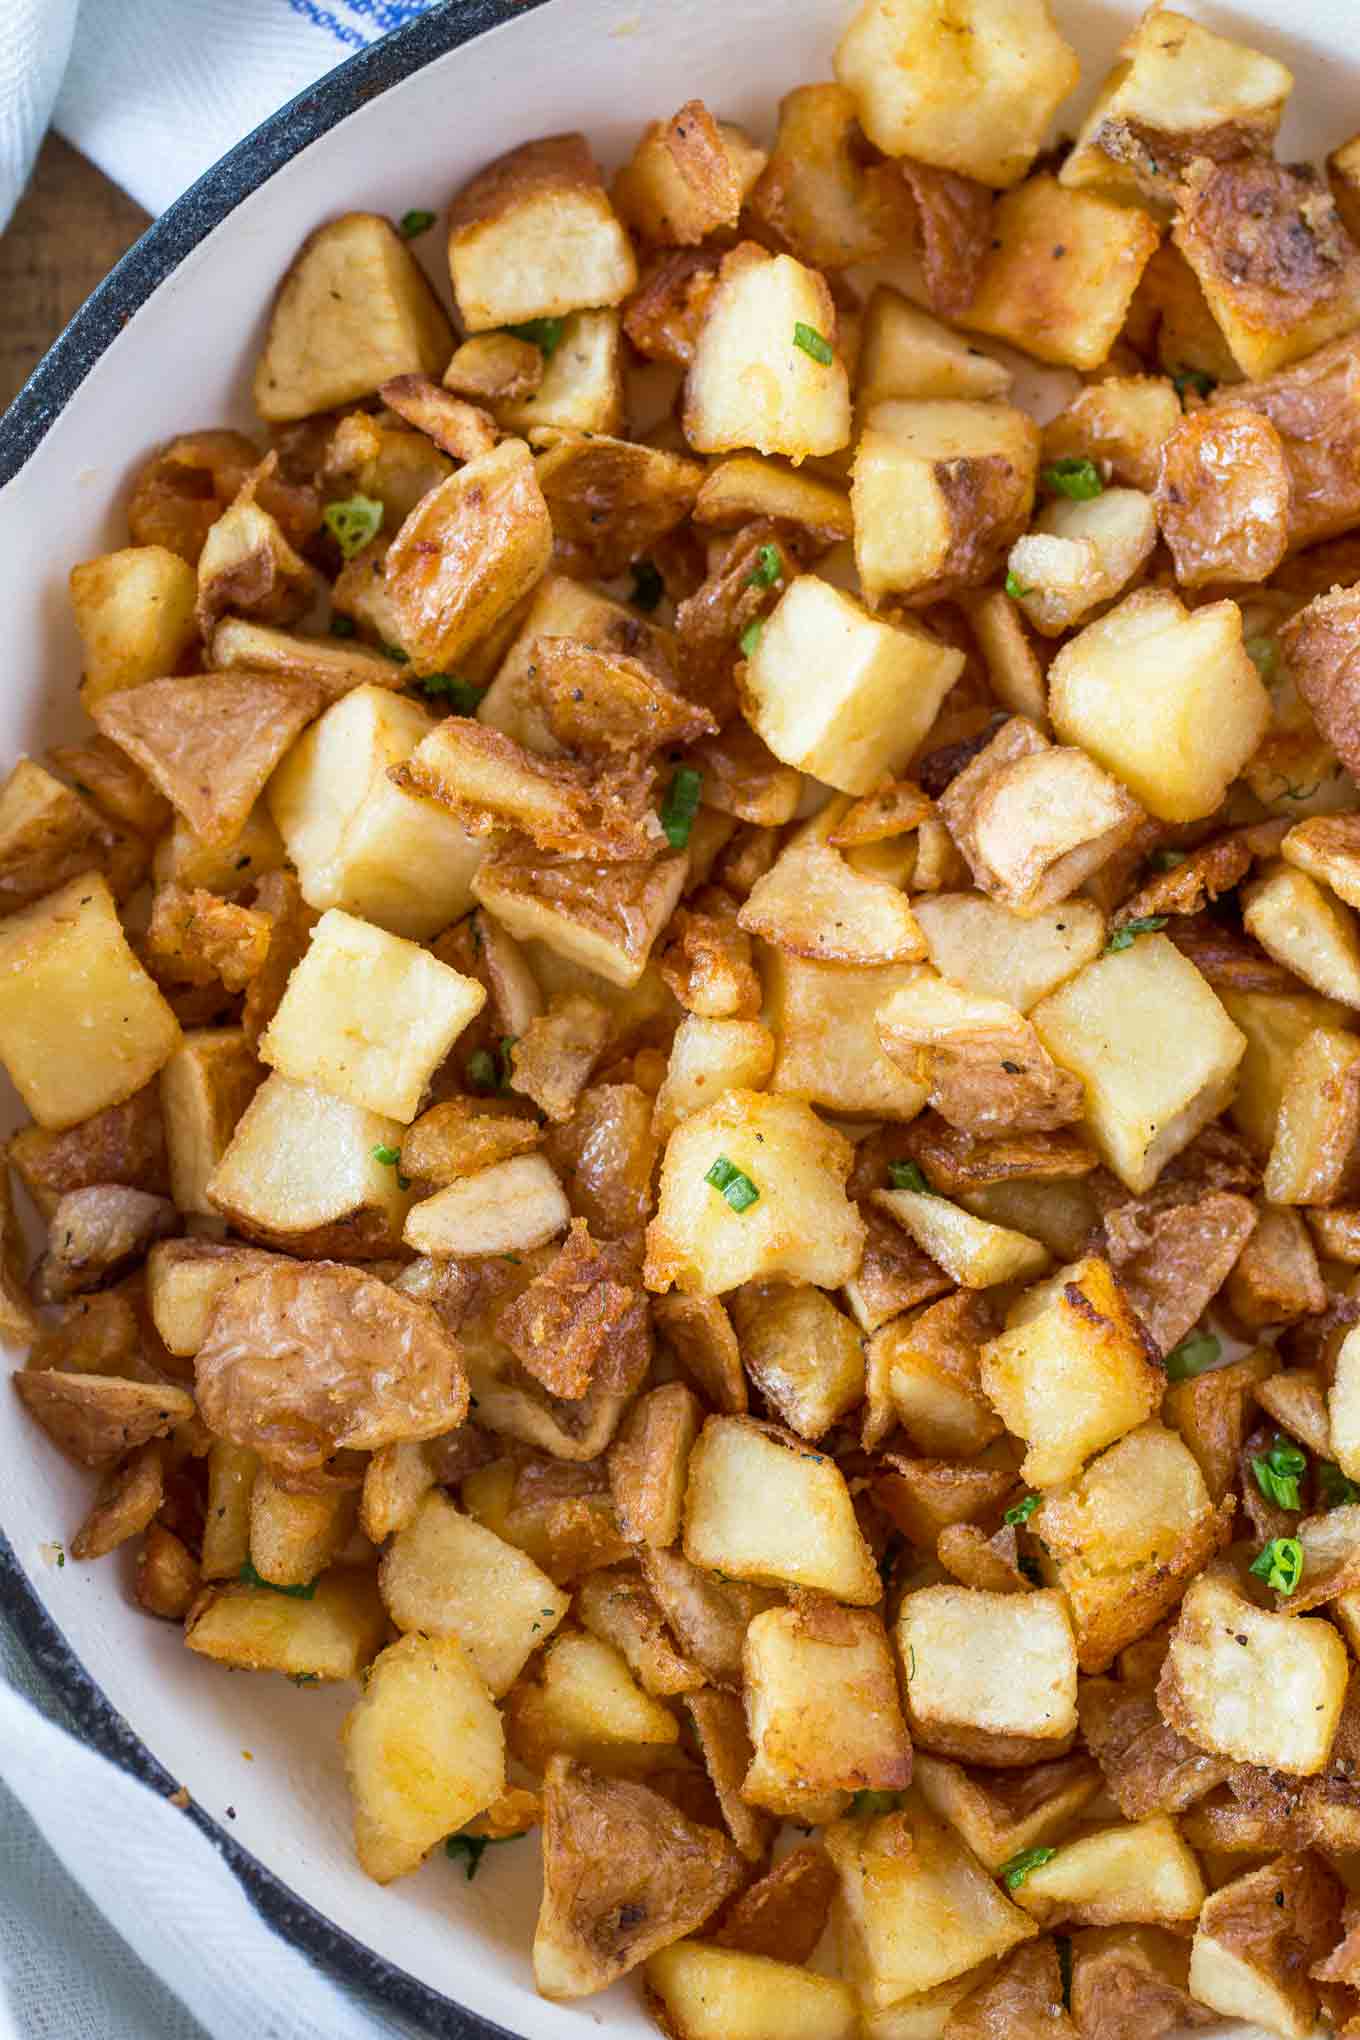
[849,1789,903,1818]
[444,1831,520,1880]
[1005,1493,1041,1527]
[749,543,783,589]
[738,618,763,659]
[793,322,834,366]
[379,642,410,665]
[322,493,384,560]
[1151,848,1188,871]
[705,1154,760,1212]
[416,673,484,714]
[238,1560,317,1599]
[330,614,357,639]
[468,1039,516,1095]
[505,316,565,357]
[661,766,703,850]
[630,558,664,612]
[290,1672,319,1686]
[1041,457,1103,500]
[398,208,437,239]
[1004,571,1034,600]
[1171,365,1216,404]
[1245,636,1279,684]
[372,1144,411,1190]
[1164,1330,1221,1382]
[1319,1461,1360,1510]
[888,1160,930,1194]
[1106,914,1168,954]
[1249,1536,1303,1595]
[1001,1846,1057,1890]
[1252,1434,1307,1512]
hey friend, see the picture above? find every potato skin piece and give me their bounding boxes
[1154,408,1292,587]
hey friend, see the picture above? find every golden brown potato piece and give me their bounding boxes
[622,248,723,368]
[544,1081,659,1238]
[877,975,1083,1138]
[747,84,910,270]
[1154,407,1292,587]
[532,1756,746,2000]
[135,1521,200,1618]
[33,1186,178,1304]
[447,133,637,332]
[195,472,316,640]
[652,1293,745,1415]
[1041,376,1183,496]
[194,1261,466,1478]
[0,760,145,912]
[1226,1206,1327,1328]
[1211,329,1360,551]
[1070,1925,1220,2040]
[495,1220,650,1402]
[47,733,172,839]
[400,1098,540,1184]
[396,721,660,863]
[944,1936,1074,2039]
[1078,1678,1231,1822]
[737,840,925,967]
[147,884,271,993]
[1278,583,1360,783]
[444,331,543,403]
[474,839,686,990]
[125,432,264,565]
[1189,1852,1342,2039]
[612,99,745,247]
[607,1382,701,1549]
[508,995,611,1122]
[532,433,703,581]
[1100,1187,1258,1357]
[530,638,713,761]
[712,1843,837,1963]
[13,1371,194,1469]
[9,1085,169,1221]
[70,1439,164,1562]
[377,374,499,462]
[898,157,996,322]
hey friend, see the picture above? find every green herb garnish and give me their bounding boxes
[1151,848,1187,871]
[630,559,664,612]
[1041,457,1103,500]
[380,642,410,665]
[330,614,357,639]
[1249,1536,1303,1595]
[1171,365,1216,404]
[417,674,484,714]
[738,618,764,659]
[1252,1434,1307,1513]
[372,1144,411,1190]
[291,1672,319,1686]
[849,1789,903,1818]
[468,1037,517,1096]
[793,322,834,366]
[1005,1493,1041,1527]
[1004,571,1034,600]
[445,1831,520,1880]
[398,208,437,239]
[749,543,783,589]
[506,316,565,357]
[1106,914,1168,953]
[1164,1330,1221,1381]
[238,1560,317,1600]
[706,1155,760,1212]
[1001,1846,1057,1890]
[322,494,384,560]
[1319,1461,1360,1510]
[661,766,703,850]
[888,1160,930,1194]
[1245,636,1279,684]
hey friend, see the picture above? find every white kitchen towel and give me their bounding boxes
[0,0,440,232]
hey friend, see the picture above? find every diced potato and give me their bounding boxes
[259,907,483,1122]
[1032,935,1246,1193]
[153,805,285,895]
[645,1943,858,2040]
[342,1631,504,1882]
[741,575,963,795]
[199,1439,260,1581]
[0,874,180,1130]
[0,758,144,913]
[646,1089,863,1295]
[683,244,851,460]
[159,1028,263,1217]
[1039,377,1183,495]
[1219,988,1349,1154]
[612,98,744,246]
[826,1799,1036,2008]
[267,686,483,941]
[1008,489,1158,639]
[960,1177,1098,1263]
[379,1491,568,1697]
[404,1153,570,1257]
[1242,864,1360,1006]
[496,310,625,437]
[873,1187,1048,1290]
[1157,1571,1349,1775]
[474,840,688,990]
[911,1751,1100,1876]
[899,1586,1078,1766]
[864,1291,1000,1457]
[1061,9,1292,209]
[1329,1325,1360,1483]
[767,954,931,1120]
[652,1016,775,1141]
[1034,1422,1231,1672]
[747,83,912,270]
[743,1604,910,1821]
[608,1383,701,1548]
[1331,133,1360,244]
[876,974,1083,1137]
[1011,1817,1204,1929]
[1048,588,1270,824]
[575,1570,704,1699]
[964,176,1160,371]
[136,1522,200,1618]
[1263,1025,1360,1205]
[978,1256,1161,1486]
[446,133,637,331]
[739,839,926,966]
[206,1072,414,1254]
[691,455,852,544]
[505,1629,680,1773]
[185,1567,386,1680]
[1189,1853,1342,2040]
[254,212,451,420]
[856,287,1012,407]
[1283,812,1360,912]
[360,1440,437,1544]
[913,894,1104,1014]
[833,0,1078,188]
[478,572,673,755]
[729,1283,865,1442]
[249,1472,354,1588]
[682,1415,880,1603]
[1153,407,1292,589]
[70,546,198,709]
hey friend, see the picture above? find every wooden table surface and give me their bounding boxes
[0,136,150,412]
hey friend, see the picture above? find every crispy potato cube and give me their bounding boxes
[864,1291,1000,1457]
[914,894,1104,1014]
[159,1027,264,1216]
[1263,1025,1360,1205]
[728,1283,865,1442]
[1061,9,1292,210]
[576,1570,704,1700]
[505,1629,680,1773]
[14,1371,193,1469]
[652,1016,775,1141]
[446,133,636,331]
[1008,489,1158,639]
[1283,812,1360,911]
[683,1415,880,1603]
[1153,408,1292,589]
[399,1098,539,1184]
[899,1586,1078,1766]
[743,1604,910,1822]
[645,1089,864,1295]
[612,99,743,247]
[978,1257,1161,1486]
[1243,865,1360,1006]
[1034,1423,1232,1673]
[645,1943,857,2040]
[857,287,1012,407]
[1219,988,1349,1155]
[199,1439,259,1581]
[964,176,1159,371]
[833,0,1077,188]
[767,954,931,1120]
[70,546,198,709]
[691,455,852,544]
[404,1153,570,1258]
[1013,1817,1205,1930]
[608,1383,701,1548]
[478,571,673,754]
[853,399,1039,606]
[379,1491,568,1697]
[911,1751,1101,1875]
[1175,158,1360,380]
[259,907,483,1122]
[1189,1853,1342,2040]
[206,1072,414,1255]
[1329,1325,1360,1482]
[360,1439,437,1544]
[877,975,1083,1137]
[738,839,926,966]
[474,839,687,989]
[185,1567,386,1680]
[8,1083,168,1222]
[827,1799,1036,2008]
[873,1187,1048,1289]
[495,310,625,437]
[136,1522,200,1619]
[1042,377,1183,498]
[742,575,963,795]
[1032,936,1246,1193]
[683,244,850,460]
[343,1631,504,1882]
[1048,588,1269,824]
[153,805,285,895]
[1158,1572,1349,1776]
[254,212,451,420]
[0,874,179,1130]
[249,1471,354,1588]
[747,84,911,270]
[267,685,482,940]
[382,439,552,677]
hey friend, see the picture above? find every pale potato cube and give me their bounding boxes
[898,1586,1078,1766]
[1032,935,1246,1193]
[473,841,688,990]
[478,572,673,755]
[205,1072,414,1250]
[684,244,851,460]
[153,805,285,895]
[1048,588,1270,823]
[729,1283,865,1443]
[978,1256,1161,1487]
[741,575,963,795]
[914,894,1105,1013]
[1242,864,1360,1006]
[833,0,1078,188]
[1329,1325,1360,1483]
[767,954,930,1120]
[645,1944,858,2040]
[70,546,198,709]
[743,1605,910,1821]
[864,1294,1000,1458]
[692,455,852,544]
[1219,988,1349,1154]
[379,1491,568,1698]
[1040,376,1184,494]
[0,874,180,1130]
[1263,1025,1360,1205]
[199,1439,260,1582]
[645,1089,864,1295]
[872,1188,1048,1289]
[1190,1855,1341,2040]
[964,176,1160,370]
[185,1568,386,1680]
[826,1800,1036,2008]
[343,1632,504,1882]
[505,1630,680,1772]
[404,1153,570,1258]
[652,1016,775,1141]
[962,589,1047,724]
[249,1472,355,1588]
[683,1415,880,1603]
[1158,1571,1349,1776]
[496,309,625,437]
[1012,1817,1205,1928]
[447,133,637,332]
[853,400,1039,606]
[159,1028,264,1216]
[260,908,483,1123]
[857,287,1012,407]
[267,685,483,940]
[255,212,452,422]
[1008,489,1158,639]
